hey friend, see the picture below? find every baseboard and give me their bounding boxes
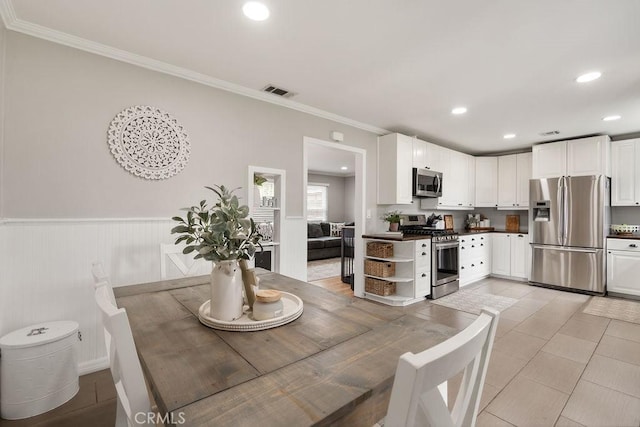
[79,356,109,376]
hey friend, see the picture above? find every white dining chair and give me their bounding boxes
[95,285,152,426]
[160,243,209,279]
[92,262,117,306]
[382,307,500,427]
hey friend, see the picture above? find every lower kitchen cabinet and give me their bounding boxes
[459,233,491,286]
[607,238,640,297]
[491,233,530,280]
[363,238,431,306]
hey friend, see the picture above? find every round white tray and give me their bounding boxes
[198,291,304,331]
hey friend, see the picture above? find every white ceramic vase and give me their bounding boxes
[210,260,243,321]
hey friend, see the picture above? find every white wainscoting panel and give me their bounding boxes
[0,219,183,374]
[279,217,307,282]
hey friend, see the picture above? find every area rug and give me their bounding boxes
[431,288,518,315]
[583,297,640,324]
[307,258,341,282]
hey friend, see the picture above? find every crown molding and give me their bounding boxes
[0,0,388,136]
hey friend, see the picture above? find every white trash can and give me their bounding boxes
[0,321,80,420]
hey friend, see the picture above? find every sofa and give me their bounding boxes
[308,222,350,261]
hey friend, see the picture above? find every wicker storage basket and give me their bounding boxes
[365,277,396,296]
[366,242,394,258]
[364,259,396,277]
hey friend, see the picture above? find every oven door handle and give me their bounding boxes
[433,241,459,250]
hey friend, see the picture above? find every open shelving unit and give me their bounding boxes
[363,238,431,306]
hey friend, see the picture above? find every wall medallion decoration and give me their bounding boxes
[107,105,190,180]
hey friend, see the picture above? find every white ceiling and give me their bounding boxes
[2,0,640,156]
[306,143,355,177]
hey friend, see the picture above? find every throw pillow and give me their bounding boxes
[320,222,331,236]
[330,222,345,237]
[308,223,324,238]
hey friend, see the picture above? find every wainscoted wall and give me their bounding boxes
[0,217,306,374]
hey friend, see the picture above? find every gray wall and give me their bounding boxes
[307,173,356,223]
[612,207,640,226]
[344,176,355,223]
[0,22,5,213]
[2,32,379,220]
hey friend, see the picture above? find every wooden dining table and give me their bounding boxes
[114,270,459,426]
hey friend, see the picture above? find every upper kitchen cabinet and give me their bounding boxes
[412,137,443,171]
[421,148,474,210]
[497,152,531,209]
[475,157,498,207]
[378,133,413,204]
[611,139,640,206]
[532,135,611,178]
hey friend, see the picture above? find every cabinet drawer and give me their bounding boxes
[415,240,431,252]
[608,238,640,252]
[415,247,431,269]
[415,267,431,296]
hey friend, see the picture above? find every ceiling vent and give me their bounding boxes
[539,130,560,136]
[262,85,296,98]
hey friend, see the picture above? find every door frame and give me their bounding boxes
[303,136,366,298]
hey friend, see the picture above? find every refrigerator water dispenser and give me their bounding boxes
[533,200,550,222]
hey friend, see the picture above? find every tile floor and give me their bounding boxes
[2,277,640,426]
[426,278,640,427]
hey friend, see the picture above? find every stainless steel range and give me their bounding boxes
[399,214,460,299]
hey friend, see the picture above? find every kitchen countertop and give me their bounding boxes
[608,234,640,240]
[363,229,528,241]
[457,229,528,236]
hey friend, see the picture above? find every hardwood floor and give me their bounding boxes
[0,369,117,427]
[308,275,354,297]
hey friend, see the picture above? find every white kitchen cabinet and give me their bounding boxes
[497,153,531,209]
[363,238,431,306]
[491,233,529,280]
[498,155,517,208]
[611,139,640,206]
[459,233,491,286]
[532,141,566,178]
[532,135,611,178]
[420,149,474,210]
[378,133,413,205]
[412,137,427,169]
[516,152,532,208]
[607,238,640,297]
[475,157,498,207]
[412,137,442,171]
[510,233,529,279]
[491,234,511,276]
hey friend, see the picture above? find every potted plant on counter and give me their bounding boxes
[381,210,402,232]
[171,185,262,321]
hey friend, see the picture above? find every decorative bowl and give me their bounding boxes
[611,224,639,234]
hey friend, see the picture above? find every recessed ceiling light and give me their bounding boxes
[503,134,516,139]
[451,107,467,115]
[576,71,601,83]
[602,115,621,121]
[243,2,269,21]
[340,166,348,171]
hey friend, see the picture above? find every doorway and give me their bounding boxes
[303,137,366,298]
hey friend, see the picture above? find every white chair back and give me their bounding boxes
[92,261,117,306]
[160,243,209,279]
[385,308,500,427]
[95,285,152,426]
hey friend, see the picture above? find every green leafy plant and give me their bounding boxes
[171,185,262,262]
[381,210,402,224]
[253,173,267,186]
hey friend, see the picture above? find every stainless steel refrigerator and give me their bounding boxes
[530,175,610,294]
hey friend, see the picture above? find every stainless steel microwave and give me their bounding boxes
[412,168,443,197]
